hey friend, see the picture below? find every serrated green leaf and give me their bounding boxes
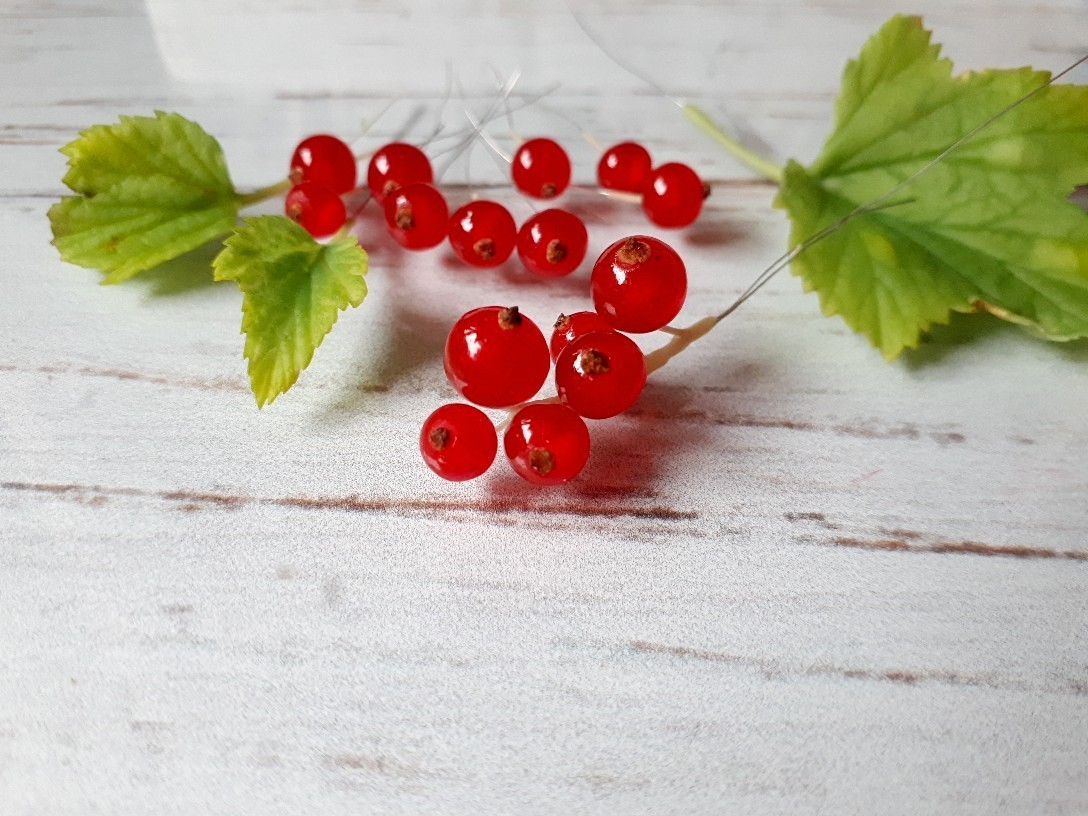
[776,15,1088,358]
[213,216,368,408]
[49,111,239,283]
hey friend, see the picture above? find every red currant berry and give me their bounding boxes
[285,181,346,238]
[555,331,647,420]
[550,311,614,361]
[383,183,448,250]
[515,209,587,277]
[289,134,357,195]
[447,201,517,268]
[641,162,709,228]
[512,138,571,199]
[504,403,591,486]
[367,142,433,203]
[420,403,497,481]
[444,306,550,408]
[597,142,652,193]
[591,236,687,333]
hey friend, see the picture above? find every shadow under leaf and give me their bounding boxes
[902,309,1088,368]
[129,239,225,297]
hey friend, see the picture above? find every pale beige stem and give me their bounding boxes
[644,315,719,375]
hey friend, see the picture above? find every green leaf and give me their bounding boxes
[49,111,239,284]
[776,15,1088,358]
[213,216,368,408]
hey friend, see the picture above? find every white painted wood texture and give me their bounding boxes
[2,1,1087,813]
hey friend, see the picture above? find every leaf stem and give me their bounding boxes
[682,104,783,184]
[237,178,292,207]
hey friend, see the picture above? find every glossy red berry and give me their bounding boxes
[550,311,614,361]
[512,138,571,199]
[285,182,346,238]
[289,134,357,195]
[591,236,687,333]
[383,183,448,250]
[597,142,652,193]
[504,403,591,486]
[444,306,550,408]
[516,209,587,277]
[555,331,647,420]
[367,142,433,203]
[420,403,497,481]
[447,201,517,268]
[641,162,708,227]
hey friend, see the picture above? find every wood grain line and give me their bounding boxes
[1,363,391,395]
[831,536,1088,562]
[0,138,58,145]
[629,640,1085,697]
[0,481,698,523]
[783,513,1087,562]
[2,362,245,392]
[324,753,429,778]
[0,190,65,198]
[628,407,966,445]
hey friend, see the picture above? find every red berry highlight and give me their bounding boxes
[285,181,346,238]
[597,142,652,193]
[443,306,550,408]
[367,142,434,203]
[550,311,614,361]
[383,183,448,250]
[555,330,647,419]
[516,209,587,277]
[641,162,708,228]
[591,236,687,333]
[504,403,591,486]
[512,138,571,199]
[289,134,357,195]
[448,201,517,268]
[420,403,497,481]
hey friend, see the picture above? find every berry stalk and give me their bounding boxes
[644,316,720,374]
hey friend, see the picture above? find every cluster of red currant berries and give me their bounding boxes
[284,131,707,486]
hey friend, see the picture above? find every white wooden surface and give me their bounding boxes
[2,1,1088,813]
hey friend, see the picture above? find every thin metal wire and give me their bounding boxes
[714,199,914,322]
[565,0,684,108]
[432,76,564,182]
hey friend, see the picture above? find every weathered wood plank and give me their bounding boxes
[2,1,1087,814]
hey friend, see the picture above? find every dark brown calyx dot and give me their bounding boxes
[428,427,451,451]
[498,306,522,330]
[473,238,495,260]
[382,180,399,197]
[553,313,571,331]
[529,448,555,475]
[545,239,567,264]
[394,206,415,230]
[577,348,610,375]
[616,237,651,265]
[541,183,558,198]
[286,202,304,223]
[702,182,712,200]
